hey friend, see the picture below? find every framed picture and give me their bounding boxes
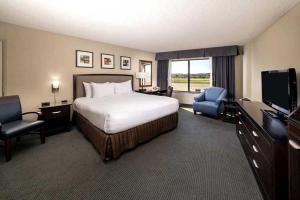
[76,50,93,68]
[101,53,115,69]
[120,56,131,70]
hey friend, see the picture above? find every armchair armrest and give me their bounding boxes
[194,92,205,102]
[216,90,227,104]
[22,112,42,120]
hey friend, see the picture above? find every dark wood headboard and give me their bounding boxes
[73,74,134,100]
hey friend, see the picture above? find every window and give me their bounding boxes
[170,58,211,92]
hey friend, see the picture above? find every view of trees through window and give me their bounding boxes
[171,59,211,92]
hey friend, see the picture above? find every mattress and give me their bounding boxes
[73,92,179,134]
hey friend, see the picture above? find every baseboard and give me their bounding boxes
[179,103,192,108]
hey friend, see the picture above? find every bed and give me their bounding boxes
[73,74,179,161]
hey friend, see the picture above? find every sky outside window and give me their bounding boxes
[171,61,188,74]
[171,60,211,74]
[171,59,211,92]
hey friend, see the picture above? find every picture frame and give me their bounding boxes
[120,56,131,70]
[101,53,115,69]
[76,50,93,68]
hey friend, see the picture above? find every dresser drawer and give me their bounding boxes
[237,114,272,160]
[250,153,273,200]
[247,123,272,159]
[41,106,70,120]
[236,108,247,123]
[236,126,252,157]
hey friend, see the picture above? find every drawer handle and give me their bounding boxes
[238,130,243,135]
[238,121,242,125]
[252,145,259,153]
[252,159,259,169]
[52,111,62,114]
[252,131,259,137]
[289,140,300,149]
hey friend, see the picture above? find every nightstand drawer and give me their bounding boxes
[41,106,70,120]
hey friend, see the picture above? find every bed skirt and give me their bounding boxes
[73,111,178,161]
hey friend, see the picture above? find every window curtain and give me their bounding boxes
[212,56,235,100]
[157,60,169,90]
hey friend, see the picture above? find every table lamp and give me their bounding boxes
[136,72,147,91]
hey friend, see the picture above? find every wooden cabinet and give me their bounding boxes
[39,103,71,135]
[288,107,300,200]
[236,100,288,200]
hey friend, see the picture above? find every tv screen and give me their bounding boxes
[261,68,297,114]
[262,71,289,112]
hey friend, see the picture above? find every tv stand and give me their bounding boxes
[236,100,288,200]
[261,109,287,121]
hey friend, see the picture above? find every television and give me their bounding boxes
[261,68,297,115]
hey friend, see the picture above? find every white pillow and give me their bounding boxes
[114,80,133,95]
[83,82,92,98]
[91,82,115,98]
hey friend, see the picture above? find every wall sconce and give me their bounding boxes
[52,80,60,104]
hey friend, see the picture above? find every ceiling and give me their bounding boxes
[0,0,299,52]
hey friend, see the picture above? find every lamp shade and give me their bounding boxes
[52,80,60,89]
[136,72,147,79]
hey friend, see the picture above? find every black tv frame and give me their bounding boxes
[261,68,297,116]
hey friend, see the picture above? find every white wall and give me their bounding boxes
[243,3,300,106]
[0,22,157,111]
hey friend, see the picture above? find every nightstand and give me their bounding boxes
[222,99,237,123]
[135,89,166,95]
[39,103,72,135]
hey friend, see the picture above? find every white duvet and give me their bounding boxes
[73,92,179,134]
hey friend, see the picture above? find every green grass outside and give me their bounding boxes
[172,78,210,84]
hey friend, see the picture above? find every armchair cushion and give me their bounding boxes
[205,87,226,102]
[194,92,205,102]
[193,101,219,116]
[0,120,44,139]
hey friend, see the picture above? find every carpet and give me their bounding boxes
[0,108,263,200]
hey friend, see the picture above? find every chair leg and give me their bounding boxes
[4,139,12,162]
[40,129,45,144]
[194,110,196,115]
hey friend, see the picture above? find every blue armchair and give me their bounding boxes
[193,87,227,117]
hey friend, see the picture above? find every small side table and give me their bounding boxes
[222,100,237,123]
[39,103,72,135]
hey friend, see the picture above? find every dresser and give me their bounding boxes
[236,100,288,200]
[288,107,300,200]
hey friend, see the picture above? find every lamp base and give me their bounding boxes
[138,89,147,92]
